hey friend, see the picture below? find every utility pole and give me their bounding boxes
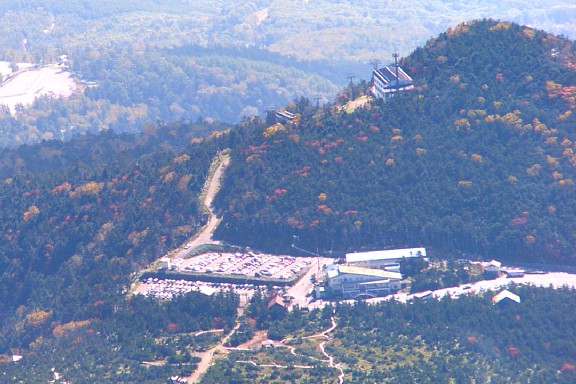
[347,73,356,100]
[314,96,322,109]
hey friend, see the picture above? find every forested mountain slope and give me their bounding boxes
[214,20,576,264]
[0,1,575,146]
[0,120,228,352]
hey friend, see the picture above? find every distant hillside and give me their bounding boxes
[0,1,575,147]
[214,20,576,264]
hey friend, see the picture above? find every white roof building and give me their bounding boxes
[345,247,426,270]
[492,290,521,305]
[372,57,414,100]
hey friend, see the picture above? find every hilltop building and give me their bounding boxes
[345,247,426,271]
[372,53,413,99]
[326,264,402,299]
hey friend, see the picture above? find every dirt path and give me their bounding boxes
[186,306,244,383]
[306,316,344,383]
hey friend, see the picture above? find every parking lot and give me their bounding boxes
[135,277,266,300]
[135,252,316,301]
[177,252,313,280]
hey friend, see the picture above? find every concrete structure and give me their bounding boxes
[345,247,426,270]
[160,257,171,270]
[372,55,413,100]
[326,265,402,299]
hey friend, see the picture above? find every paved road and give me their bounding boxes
[172,152,230,259]
[308,271,576,309]
[286,257,333,309]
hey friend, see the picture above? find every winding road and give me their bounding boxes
[172,151,230,259]
[179,150,239,384]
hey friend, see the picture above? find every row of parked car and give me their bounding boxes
[138,277,281,300]
[180,252,312,279]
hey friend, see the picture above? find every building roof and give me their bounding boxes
[374,65,413,87]
[487,260,502,268]
[492,290,521,305]
[267,295,287,310]
[327,268,339,279]
[346,247,426,264]
[336,265,402,280]
[413,290,433,299]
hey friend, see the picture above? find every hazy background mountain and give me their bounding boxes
[0,0,574,146]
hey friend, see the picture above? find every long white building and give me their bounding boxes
[345,247,426,270]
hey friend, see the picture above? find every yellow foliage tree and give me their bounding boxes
[454,118,470,130]
[471,154,483,163]
[526,164,542,176]
[178,174,192,190]
[25,310,52,327]
[507,175,518,183]
[546,155,559,168]
[163,171,176,183]
[23,205,40,221]
[173,154,190,164]
[70,181,104,198]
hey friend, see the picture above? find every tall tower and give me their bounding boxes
[347,73,356,99]
[393,53,400,90]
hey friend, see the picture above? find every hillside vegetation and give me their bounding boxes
[214,20,576,264]
[0,120,228,345]
[201,286,576,383]
[0,1,575,146]
[0,19,575,382]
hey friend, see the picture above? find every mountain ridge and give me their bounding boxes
[214,19,576,264]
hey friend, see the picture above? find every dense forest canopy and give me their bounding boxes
[214,20,576,265]
[0,120,230,373]
[0,1,574,146]
[201,286,576,383]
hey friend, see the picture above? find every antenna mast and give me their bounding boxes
[346,73,356,100]
[393,53,400,91]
